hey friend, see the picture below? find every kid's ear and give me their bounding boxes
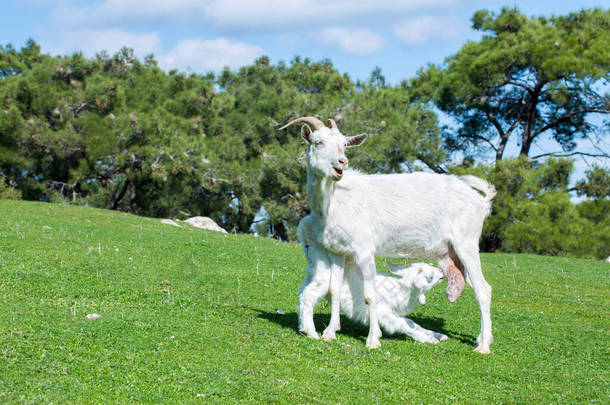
[346,133,367,148]
[301,124,313,144]
[385,261,405,275]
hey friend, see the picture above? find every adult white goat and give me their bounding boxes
[280,116,496,353]
[298,213,448,344]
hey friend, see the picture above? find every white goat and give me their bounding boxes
[297,214,448,344]
[280,116,496,353]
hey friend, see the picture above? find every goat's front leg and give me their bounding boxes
[298,277,322,340]
[358,254,381,349]
[322,253,344,341]
[298,245,332,340]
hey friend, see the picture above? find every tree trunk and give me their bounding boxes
[496,136,509,161]
[128,180,138,214]
[271,222,289,241]
[520,135,534,157]
[520,78,545,157]
[107,179,130,210]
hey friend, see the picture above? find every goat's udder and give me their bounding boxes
[445,257,465,303]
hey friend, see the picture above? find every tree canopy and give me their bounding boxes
[0,45,441,240]
[413,7,609,162]
[1,7,608,258]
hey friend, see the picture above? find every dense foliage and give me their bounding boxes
[0,42,442,240]
[451,158,609,259]
[413,8,609,161]
[1,7,608,259]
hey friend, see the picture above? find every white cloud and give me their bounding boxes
[50,0,206,27]
[318,28,385,55]
[51,0,459,30]
[44,28,162,58]
[158,38,266,73]
[200,0,459,27]
[393,16,463,45]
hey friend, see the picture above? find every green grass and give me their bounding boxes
[0,200,608,404]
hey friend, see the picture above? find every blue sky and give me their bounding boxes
[3,0,605,82]
[2,0,608,179]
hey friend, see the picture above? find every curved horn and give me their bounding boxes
[325,119,338,130]
[279,116,324,131]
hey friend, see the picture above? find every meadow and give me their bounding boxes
[0,200,608,403]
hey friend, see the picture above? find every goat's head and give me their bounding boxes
[279,116,366,181]
[387,262,444,305]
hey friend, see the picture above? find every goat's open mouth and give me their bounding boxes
[332,167,343,178]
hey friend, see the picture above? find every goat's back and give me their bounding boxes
[324,171,493,258]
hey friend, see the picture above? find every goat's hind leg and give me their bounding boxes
[379,311,448,344]
[454,242,493,353]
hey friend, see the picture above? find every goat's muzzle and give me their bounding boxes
[331,167,344,180]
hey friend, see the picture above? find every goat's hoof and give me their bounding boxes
[322,331,337,341]
[421,336,441,344]
[366,337,381,349]
[300,330,320,340]
[474,346,491,354]
[435,333,449,342]
[322,327,337,341]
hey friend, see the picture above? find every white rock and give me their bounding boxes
[86,313,101,320]
[161,219,182,227]
[606,256,610,263]
[184,216,227,233]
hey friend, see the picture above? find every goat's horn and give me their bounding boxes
[279,116,324,131]
[325,119,338,130]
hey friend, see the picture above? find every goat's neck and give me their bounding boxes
[306,167,335,220]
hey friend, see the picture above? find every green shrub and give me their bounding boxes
[0,177,21,200]
[451,157,608,259]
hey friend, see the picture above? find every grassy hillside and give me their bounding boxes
[0,200,608,403]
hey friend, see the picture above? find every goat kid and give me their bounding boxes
[280,116,496,353]
[298,214,448,344]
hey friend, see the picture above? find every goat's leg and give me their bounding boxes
[298,246,332,340]
[454,243,493,353]
[379,310,448,344]
[297,277,324,340]
[357,254,381,349]
[322,252,344,341]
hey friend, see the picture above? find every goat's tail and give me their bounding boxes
[458,175,496,206]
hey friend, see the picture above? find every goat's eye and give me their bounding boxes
[315,140,324,147]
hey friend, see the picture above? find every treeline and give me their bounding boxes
[1,8,608,258]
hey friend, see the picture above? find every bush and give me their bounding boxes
[0,177,21,200]
[451,157,608,259]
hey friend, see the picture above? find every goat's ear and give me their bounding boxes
[301,124,313,144]
[325,119,338,129]
[418,294,426,305]
[346,133,367,148]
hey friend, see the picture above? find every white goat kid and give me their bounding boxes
[297,214,448,344]
[280,116,496,353]
[343,261,449,343]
